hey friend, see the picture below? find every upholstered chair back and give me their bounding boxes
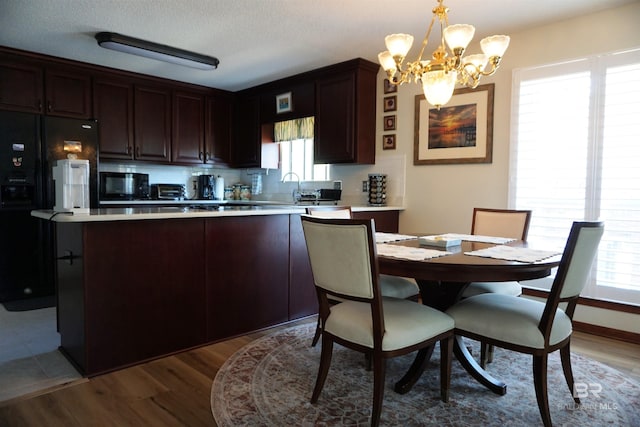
[305,206,352,219]
[472,208,532,240]
[555,223,604,299]
[301,217,378,300]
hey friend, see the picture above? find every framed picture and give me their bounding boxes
[383,95,397,112]
[276,92,293,114]
[383,134,396,150]
[383,115,396,131]
[414,83,494,165]
[383,79,397,94]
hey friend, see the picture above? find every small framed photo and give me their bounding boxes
[383,115,396,131]
[384,79,397,94]
[383,96,397,112]
[383,134,396,150]
[276,92,293,114]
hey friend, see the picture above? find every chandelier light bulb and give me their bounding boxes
[443,24,475,51]
[384,34,414,59]
[422,70,457,108]
[463,53,488,71]
[480,35,511,58]
[378,51,397,72]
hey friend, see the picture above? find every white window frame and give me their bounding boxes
[509,48,640,306]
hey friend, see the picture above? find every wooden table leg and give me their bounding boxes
[453,335,507,395]
[394,279,507,395]
[394,345,435,394]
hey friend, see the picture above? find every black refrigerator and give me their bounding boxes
[0,111,98,302]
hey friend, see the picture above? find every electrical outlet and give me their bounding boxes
[362,180,368,192]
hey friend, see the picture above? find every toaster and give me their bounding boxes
[150,184,185,200]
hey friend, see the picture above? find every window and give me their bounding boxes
[275,117,330,182]
[510,48,640,306]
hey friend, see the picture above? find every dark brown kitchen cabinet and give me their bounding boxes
[314,59,377,164]
[0,56,91,118]
[0,57,43,113]
[205,215,290,341]
[134,84,172,163]
[44,67,92,118]
[56,219,206,376]
[232,95,261,168]
[289,214,318,320]
[93,76,135,159]
[205,93,232,165]
[171,90,205,164]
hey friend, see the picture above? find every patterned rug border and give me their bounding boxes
[211,323,640,426]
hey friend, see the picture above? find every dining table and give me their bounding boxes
[375,233,562,396]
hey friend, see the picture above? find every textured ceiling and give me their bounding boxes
[0,0,635,91]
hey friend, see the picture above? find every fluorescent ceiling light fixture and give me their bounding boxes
[95,32,219,70]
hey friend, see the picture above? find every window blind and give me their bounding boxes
[510,49,640,305]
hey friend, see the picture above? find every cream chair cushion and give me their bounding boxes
[462,281,522,297]
[379,275,419,299]
[325,297,454,352]
[446,294,572,349]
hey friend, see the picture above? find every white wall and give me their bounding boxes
[371,2,640,334]
[374,2,640,235]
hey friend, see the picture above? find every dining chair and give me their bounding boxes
[305,206,420,347]
[301,216,454,427]
[447,221,604,427]
[464,207,532,366]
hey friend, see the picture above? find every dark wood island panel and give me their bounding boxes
[53,210,400,376]
[57,219,207,375]
[205,215,290,341]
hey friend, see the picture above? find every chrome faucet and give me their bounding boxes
[281,172,301,191]
[281,172,303,203]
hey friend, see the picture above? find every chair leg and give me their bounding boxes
[311,317,322,347]
[560,341,580,404]
[311,336,333,403]
[533,355,552,427]
[440,336,453,402]
[370,353,386,427]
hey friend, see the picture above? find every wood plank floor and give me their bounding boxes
[0,317,638,427]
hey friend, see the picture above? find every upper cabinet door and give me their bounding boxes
[205,94,232,165]
[232,95,261,168]
[45,67,92,119]
[0,58,44,114]
[314,59,377,164]
[315,72,356,164]
[172,90,205,165]
[93,76,134,160]
[134,84,172,163]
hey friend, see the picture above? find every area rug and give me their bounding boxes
[211,322,639,426]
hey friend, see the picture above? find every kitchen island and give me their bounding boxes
[32,205,402,376]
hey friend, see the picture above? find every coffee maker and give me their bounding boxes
[197,175,215,199]
[52,159,90,213]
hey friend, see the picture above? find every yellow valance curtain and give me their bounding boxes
[274,116,314,142]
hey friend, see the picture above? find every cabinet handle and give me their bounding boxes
[127,146,132,156]
[135,146,140,158]
[199,151,203,160]
[205,152,210,162]
[57,250,78,266]
[47,101,52,112]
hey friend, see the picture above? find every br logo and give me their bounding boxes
[573,382,602,398]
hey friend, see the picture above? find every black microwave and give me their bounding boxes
[99,172,149,200]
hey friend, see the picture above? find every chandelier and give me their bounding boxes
[378,0,509,109]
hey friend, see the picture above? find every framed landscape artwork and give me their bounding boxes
[276,92,292,114]
[414,83,494,165]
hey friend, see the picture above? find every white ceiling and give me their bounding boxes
[0,0,635,92]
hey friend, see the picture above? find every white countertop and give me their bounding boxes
[31,203,404,222]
